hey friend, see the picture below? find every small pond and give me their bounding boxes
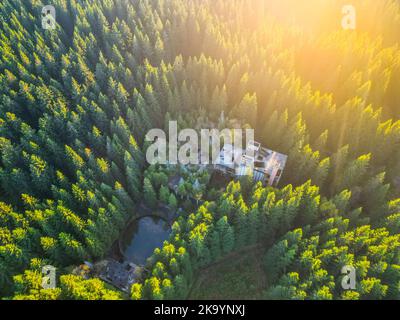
[120,216,171,265]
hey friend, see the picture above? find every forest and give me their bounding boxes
[0,0,399,300]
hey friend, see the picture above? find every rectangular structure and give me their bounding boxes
[214,140,287,187]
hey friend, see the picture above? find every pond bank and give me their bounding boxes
[110,202,178,265]
[121,216,171,265]
[93,203,178,292]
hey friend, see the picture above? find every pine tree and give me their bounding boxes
[231,93,257,127]
[159,185,170,203]
[143,178,157,208]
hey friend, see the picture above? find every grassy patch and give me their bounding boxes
[188,248,266,300]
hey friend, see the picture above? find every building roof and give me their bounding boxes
[215,143,244,169]
[97,259,140,292]
[258,147,288,175]
[216,141,287,176]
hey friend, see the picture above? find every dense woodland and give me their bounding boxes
[0,0,399,299]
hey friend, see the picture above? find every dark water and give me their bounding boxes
[121,216,171,265]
